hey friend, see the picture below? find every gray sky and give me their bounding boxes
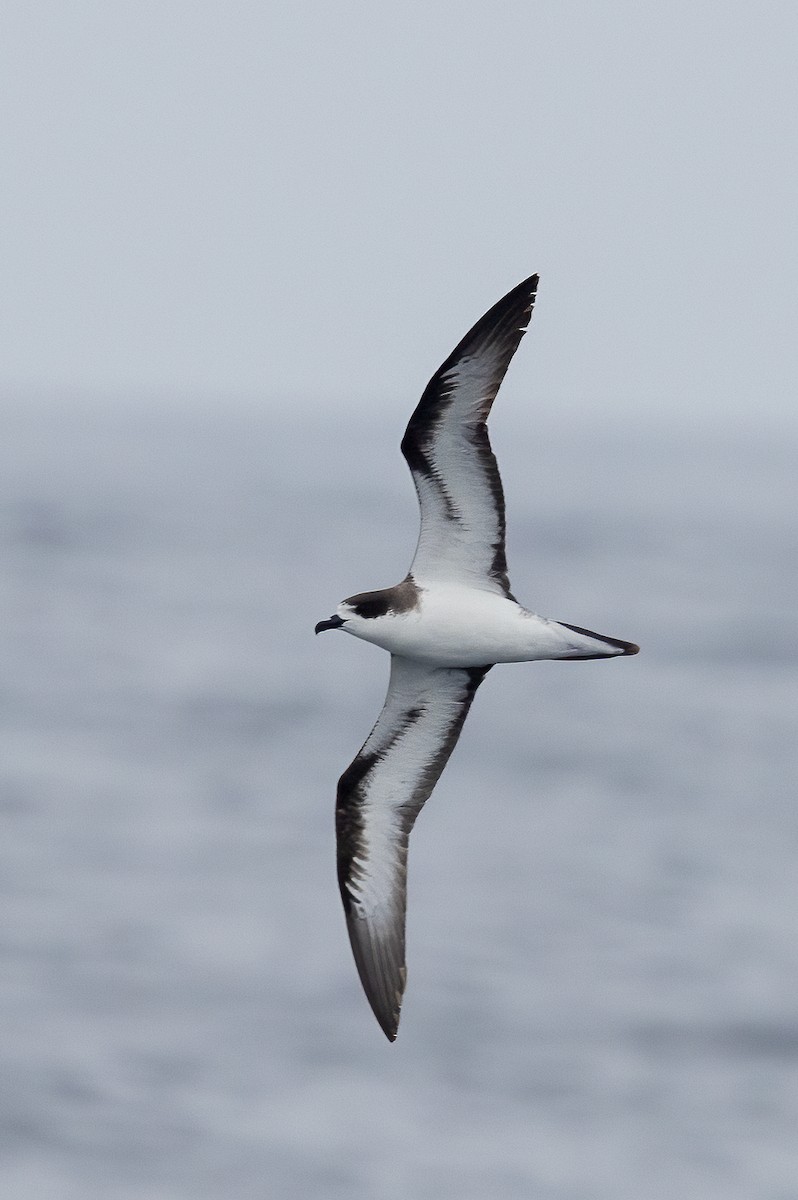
[2,2,796,427]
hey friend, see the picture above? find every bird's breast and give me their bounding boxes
[345,586,560,667]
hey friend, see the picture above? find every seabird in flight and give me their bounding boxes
[315,275,638,1040]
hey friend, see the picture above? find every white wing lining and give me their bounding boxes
[401,275,539,596]
[335,655,491,1039]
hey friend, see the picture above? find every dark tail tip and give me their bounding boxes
[558,622,640,659]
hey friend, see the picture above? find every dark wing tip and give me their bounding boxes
[460,271,540,350]
[402,273,540,462]
[434,271,540,379]
[505,272,540,306]
[345,910,407,1041]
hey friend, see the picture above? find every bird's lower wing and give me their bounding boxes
[336,655,491,1040]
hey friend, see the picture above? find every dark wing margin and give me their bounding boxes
[335,656,492,1041]
[401,275,539,597]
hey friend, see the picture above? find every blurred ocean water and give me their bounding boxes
[1,402,797,1199]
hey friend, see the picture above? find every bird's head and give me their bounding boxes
[315,588,401,637]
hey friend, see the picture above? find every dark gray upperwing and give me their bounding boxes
[401,275,539,597]
[335,655,491,1040]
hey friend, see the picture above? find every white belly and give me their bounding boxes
[345,585,570,667]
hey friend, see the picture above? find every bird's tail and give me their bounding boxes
[551,621,639,660]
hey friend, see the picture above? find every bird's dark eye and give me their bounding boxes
[354,597,388,619]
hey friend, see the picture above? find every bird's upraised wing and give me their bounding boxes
[401,275,539,597]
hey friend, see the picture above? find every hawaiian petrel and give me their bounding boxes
[315,275,638,1040]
